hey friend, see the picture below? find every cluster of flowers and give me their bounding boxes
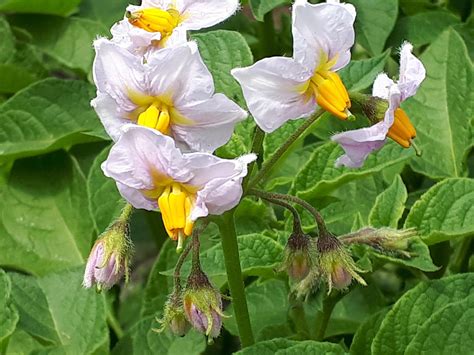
[82,0,426,340]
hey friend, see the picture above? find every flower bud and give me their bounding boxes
[317,233,366,293]
[155,292,191,337]
[183,270,225,339]
[82,219,133,292]
[282,232,314,281]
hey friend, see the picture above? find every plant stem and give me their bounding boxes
[119,203,134,221]
[107,309,124,339]
[249,109,324,188]
[314,292,343,341]
[243,127,265,193]
[253,193,302,233]
[259,12,276,57]
[216,211,255,347]
[173,240,193,288]
[451,235,473,273]
[249,189,328,235]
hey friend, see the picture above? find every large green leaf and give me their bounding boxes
[79,0,130,28]
[237,339,346,355]
[292,142,413,200]
[0,78,107,161]
[0,151,95,275]
[0,269,19,350]
[405,29,473,178]
[10,15,108,74]
[113,317,206,355]
[8,267,108,354]
[404,178,474,245]
[350,309,389,355]
[369,175,407,228]
[349,0,398,55]
[249,0,290,21]
[87,145,126,233]
[224,279,289,340]
[372,273,474,355]
[405,295,474,354]
[0,0,81,16]
[455,15,474,61]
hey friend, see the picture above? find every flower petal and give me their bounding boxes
[116,182,157,211]
[180,0,239,30]
[93,38,146,112]
[146,41,214,105]
[398,42,426,100]
[172,93,247,152]
[110,18,161,54]
[231,57,314,133]
[372,73,395,99]
[91,93,129,141]
[292,1,355,72]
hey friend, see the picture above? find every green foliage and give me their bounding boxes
[0,0,81,16]
[249,0,290,21]
[369,175,407,228]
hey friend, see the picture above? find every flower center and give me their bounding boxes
[126,8,181,36]
[158,183,196,249]
[387,108,416,148]
[137,103,171,135]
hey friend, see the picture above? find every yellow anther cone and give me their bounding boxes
[138,105,159,128]
[127,8,180,34]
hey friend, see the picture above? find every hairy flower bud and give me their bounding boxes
[183,269,225,340]
[282,232,314,281]
[155,291,191,337]
[83,217,133,292]
[317,233,366,293]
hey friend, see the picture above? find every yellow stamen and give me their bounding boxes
[157,183,196,241]
[127,8,180,35]
[137,103,172,135]
[387,108,417,149]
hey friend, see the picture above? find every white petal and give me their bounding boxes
[189,154,256,219]
[292,1,355,72]
[116,182,157,211]
[372,73,395,99]
[398,42,426,101]
[180,0,239,30]
[145,41,214,105]
[172,93,247,152]
[93,39,145,112]
[141,0,177,8]
[91,93,129,142]
[101,125,191,190]
[231,57,314,133]
[110,19,162,54]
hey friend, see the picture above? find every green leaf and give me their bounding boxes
[339,50,390,92]
[0,0,81,16]
[79,0,130,28]
[406,29,473,178]
[224,279,289,340]
[237,339,346,355]
[10,15,108,74]
[369,175,407,228]
[113,316,206,355]
[0,16,14,62]
[8,267,108,353]
[350,309,389,355]
[292,142,413,200]
[249,0,290,21]
[264,120,305,161]
[349,0,398,55]
[455,15,474,61]
[162,234,284,279]
[4,329,46,354]
[0,269,19,349]
[235,198,278,235]
[192,30,253,108]
[87,145,126,233]
[389,10,461,48]
[0,151,95,275]
[404,178,474,245]
[405,295,474,354]
[372,273,474,355]
[0,78,107,162]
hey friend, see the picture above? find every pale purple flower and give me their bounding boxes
[92,40,247,153]
[232,0,356,133]
[187,304,222,338]
[331,42,426,168]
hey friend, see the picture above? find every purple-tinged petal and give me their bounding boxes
[398,42,426,101]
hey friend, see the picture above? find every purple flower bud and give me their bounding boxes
[169,312,191,337]
[282,232,314,281]
[331,265,353,290]
[187,303,222,338]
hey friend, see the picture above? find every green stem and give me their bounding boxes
[119,203,134,221]
[216,211,255,347]
[451,235,473,273]
[253,193,302,233]
[259,12,276,57]
[243,127,265,193]
[249,109,324,188]
[314,293,343,341]
[107,309,124,339]
[289,296,310,339]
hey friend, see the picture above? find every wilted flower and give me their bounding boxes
[83,218,133,291]
[281,232,314,281]
[92,40,247,153]
[332,42,426,168]
[183,269,224,339]
[317,233,366,293]
[232,0,356,133]
[111,0,240,54]
[101,126,255,249]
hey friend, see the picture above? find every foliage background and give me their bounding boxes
[0,0,473,354]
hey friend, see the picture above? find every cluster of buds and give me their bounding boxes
[83,205,134,292]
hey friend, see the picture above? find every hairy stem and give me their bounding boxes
[252,192,302,233]
[248,109,324,189]
[314,292,343,341]
[216,211,255,347]
[119,203,134,221]
[243,127,266,193]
